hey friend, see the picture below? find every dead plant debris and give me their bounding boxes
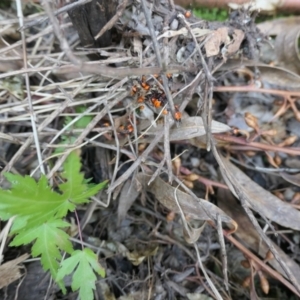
[0,0,300,299]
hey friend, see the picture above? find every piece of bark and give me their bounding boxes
[68,0,118,49]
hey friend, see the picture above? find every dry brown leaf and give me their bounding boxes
[137,174,237,232]
[218,189,300,285]
[205,27,229,57]
[257,18,300,74]
[222,61,300,91]
[117,178,141,224]
[257,65,300,92]
[126,246,158,266]
[226,29,245,57]
[275,25,300,74]
[0,253,29,289]
[258,16,300,37]
[98,281,117,300]
[182,221,207,244]
[212,143,300,292]
[146,117,231,141]
[215,154,300,231]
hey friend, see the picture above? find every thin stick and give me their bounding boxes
[177,13,214,150]
[42,0,81,66]
[194,245,223,300]
[140,0,175,183]
[16,0,45,175]
[217,213,229,291]
[105,105,121,208]
[107,127,165,192]
[164,114,173,182]
[173,183,222,300]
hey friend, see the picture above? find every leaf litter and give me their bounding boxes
[0,0,300,299]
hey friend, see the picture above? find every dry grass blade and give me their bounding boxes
[16,0,45,175]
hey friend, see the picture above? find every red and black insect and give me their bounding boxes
[149,92,167,108]
[174,105,182,121]
[117,124,134,135]
[129,74,181,121]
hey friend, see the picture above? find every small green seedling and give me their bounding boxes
[0,151,107,300]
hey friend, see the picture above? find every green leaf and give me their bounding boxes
[54,136,77,155]
[59,151,108,204]
[0,150,107,295]
[0,152,107,229]
[11,219,73,280]
[0,173,76,228]
[72,180,108,203]
[59,151,85,200]
[57,248,105,300]
[64,106,92,130]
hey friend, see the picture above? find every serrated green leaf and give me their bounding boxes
[56,248,105,300]
[10,219,73,279]
[72,180,108,203]
[54,136,77,155]
[0,174,75,228]
[10,216,29,232]
[74,106,92,129]
[0,150,108,297]
[59,151,86,200]
[59,152,107,204]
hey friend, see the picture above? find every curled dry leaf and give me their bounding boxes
[136,174,237,233]
[226,29,245,56]
[182,221,206,244]
[213,142,300,292]
[205,27,229,57]
[204,27,244,58]
[258,270,270,294]
[126,246,158,266]
[215,152,300,231]
[257,15,300,75]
